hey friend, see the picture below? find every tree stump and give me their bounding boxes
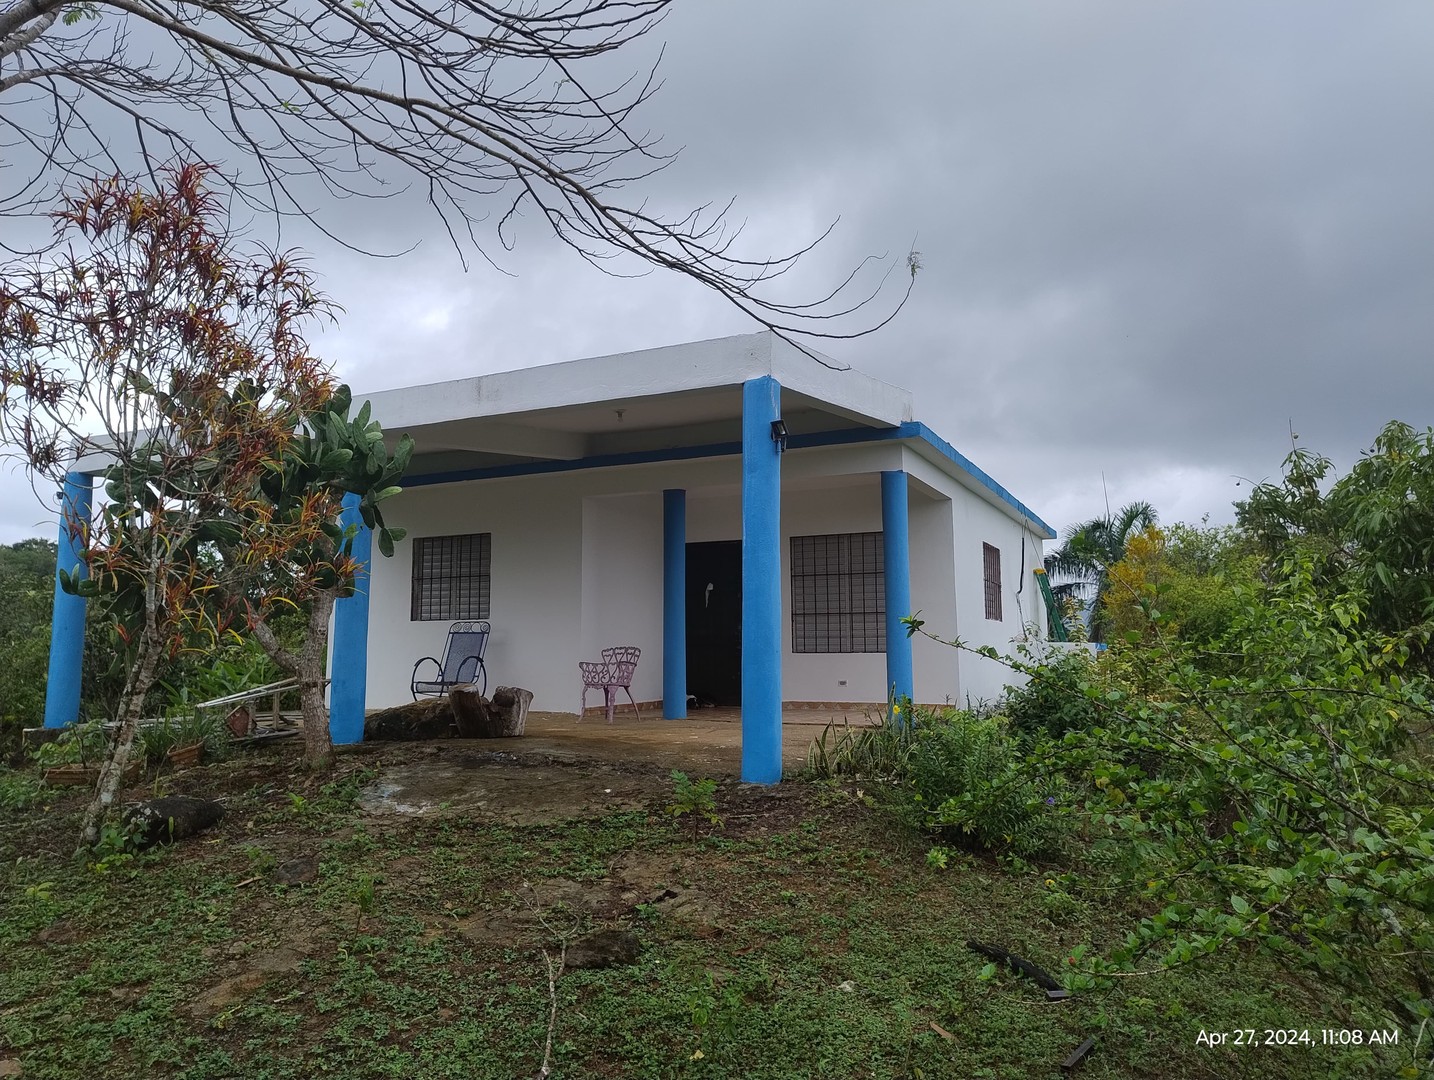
[490,686,533,736]
[363,697,455,741]
[448,685,489,738]
[449,685,532,738]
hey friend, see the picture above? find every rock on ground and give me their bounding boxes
[122,796,225,849]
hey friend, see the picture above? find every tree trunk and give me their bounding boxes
[297,589,336,771]
[78,630,162,852]
[250,588,338,773]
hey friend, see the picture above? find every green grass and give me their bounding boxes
[0,754,1423,1079]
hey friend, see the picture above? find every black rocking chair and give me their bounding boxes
[411,621,491,700]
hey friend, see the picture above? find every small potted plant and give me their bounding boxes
[166,709,225,769]
[38,720,141,786]
[166,740,204,768]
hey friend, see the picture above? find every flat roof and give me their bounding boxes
[361,332,1053,538]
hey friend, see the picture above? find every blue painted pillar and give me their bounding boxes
[881,470,914,716]
[741,377,783,784]
[329,494,372,744]
[663,489,688,720]
[43,472,93,728]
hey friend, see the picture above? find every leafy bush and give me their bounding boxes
[31,719,109,767]
[1100,523,1261,650]
[1238,421,1434,671]
[0,767,47,811]
[1004,650,1100,742]
[163,635,286,707]
[0,539,60,749]
[905,709,1061,858]
[805,710,916,780]
[1031,558,1434,1023]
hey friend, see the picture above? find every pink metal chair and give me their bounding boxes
[579,646,642,723]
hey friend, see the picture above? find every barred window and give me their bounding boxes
[983,542,1002,621]
[411,533,491,621]
[790,532,885,653]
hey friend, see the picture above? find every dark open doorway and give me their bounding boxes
[686,540,742,707]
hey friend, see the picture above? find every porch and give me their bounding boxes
[511,707,881,776]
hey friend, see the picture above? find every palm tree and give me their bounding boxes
[1045,501,1158,643]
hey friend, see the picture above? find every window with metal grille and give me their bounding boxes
[411,533,491,621]
[983,542,1002,621]
[790,532,885,653]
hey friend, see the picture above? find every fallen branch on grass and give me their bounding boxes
[965,940,1071,1001]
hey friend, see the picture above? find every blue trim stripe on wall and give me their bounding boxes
[403,422,1055,538]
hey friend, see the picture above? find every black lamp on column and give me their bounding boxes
[770,418,788,453]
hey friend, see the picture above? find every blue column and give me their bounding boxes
[741,377,783,784]
[663,489,687,720]
[329,493,372,744]
[881,470,914,716]
[43,472,93,729]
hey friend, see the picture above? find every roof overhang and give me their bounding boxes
[358,332,1053,539]
[360,332,911,476]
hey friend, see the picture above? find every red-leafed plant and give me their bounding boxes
[0,164,362,847]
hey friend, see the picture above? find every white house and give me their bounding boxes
[39,331,1055,784]
[321,332,1057,783]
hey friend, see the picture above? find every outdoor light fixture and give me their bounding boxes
[770,418,788,453]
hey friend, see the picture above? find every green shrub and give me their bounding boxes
[806,712,915,780]
[1004,649,1100,742]
[164,635,285,706]
[0,767,47,811]
[905,709,1060,858]
[31,719,109,767]
[137,707,231,765]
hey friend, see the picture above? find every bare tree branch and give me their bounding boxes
[1,0,916,351]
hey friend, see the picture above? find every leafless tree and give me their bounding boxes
[1,0,915,344]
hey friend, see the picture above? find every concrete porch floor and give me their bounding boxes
[499,706,884,777]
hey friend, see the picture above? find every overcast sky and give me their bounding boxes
[3,0,1431,545]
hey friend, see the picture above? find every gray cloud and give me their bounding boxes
[3,0,1429,544]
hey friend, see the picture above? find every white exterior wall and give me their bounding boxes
[940,469,1050,707]
[778,484,887,702]
[370,472,589,712]
[579,492,664,706]
[363,442,984,712]
[908,490,961,705]
[369,458,736,712]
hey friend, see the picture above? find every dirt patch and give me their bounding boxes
[647,886,726,938]
[35,919,79,945]
[356,756,652,823]
[191,971,270,1018]
[192,921,323,1018]
[565,929,641,970]
[716,781,817,838]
